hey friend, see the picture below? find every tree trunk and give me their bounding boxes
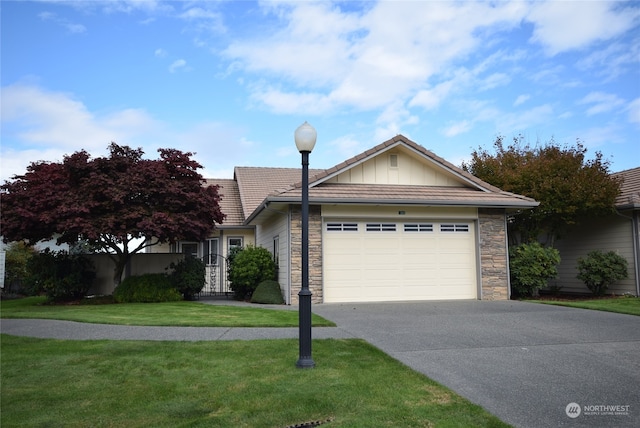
[112,254,132,287]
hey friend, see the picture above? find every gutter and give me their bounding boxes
[245,196,538,226]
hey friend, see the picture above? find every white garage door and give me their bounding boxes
[323,220,477,302]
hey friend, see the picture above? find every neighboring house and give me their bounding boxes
[153,135,538,303]
[551,167,640,296]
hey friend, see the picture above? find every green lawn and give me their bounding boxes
[1,335,509,427]
[0,297,335,327]
[531,296,640,316]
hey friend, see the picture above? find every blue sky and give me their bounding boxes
[2,0,639,182]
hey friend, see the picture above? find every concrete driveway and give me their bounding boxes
[312,300,640,428]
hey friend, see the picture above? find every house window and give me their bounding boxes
[180,242,199,258]
[273,236,280,265]
[326,222,358,232]
[366,223,397,232]
[205,238,219,265]
[228,237,243,252]
[404,223,434,232]
[440,224,469,233]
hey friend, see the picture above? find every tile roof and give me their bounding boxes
[274,183,537,207]
[613,166,640,210]
[204,178,244,226]
[233,167,323,220]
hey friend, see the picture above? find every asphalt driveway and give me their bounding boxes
[312,300,640,428]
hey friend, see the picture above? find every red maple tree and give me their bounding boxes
[1,143,225,285]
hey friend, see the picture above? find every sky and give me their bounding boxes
[1,0,639,183]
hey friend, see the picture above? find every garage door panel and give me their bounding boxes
[323,220,477,302]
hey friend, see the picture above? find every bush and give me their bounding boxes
[251,280,284,304]
[228,245,276,300]
[24,250,96,302]
[169,257,206,300]
[509,242,560,297]
[113,273,182,303]
[577,250,628,296]
[3,242,37,294]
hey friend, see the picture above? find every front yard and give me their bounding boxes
[0,296,335,327]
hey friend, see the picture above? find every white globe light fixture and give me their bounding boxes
[294,122,317,153]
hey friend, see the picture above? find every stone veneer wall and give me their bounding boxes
[478,208,510,300]
[290,205,323,303]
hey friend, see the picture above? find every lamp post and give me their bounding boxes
[294,121,316,369]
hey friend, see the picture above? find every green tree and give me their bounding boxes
[463,136,620,246]
[1,143,225,286]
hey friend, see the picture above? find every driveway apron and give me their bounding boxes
[312,300,640,428]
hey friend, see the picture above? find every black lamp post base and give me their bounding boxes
[296,357,315,369]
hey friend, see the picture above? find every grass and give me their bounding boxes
[1,334,509,427]
[531,296,640,316]
[0,297,335,327]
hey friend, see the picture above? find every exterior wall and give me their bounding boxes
[86,253,184,295]
[255,212,290,303]
[146,230,255,258]
[290,205,323,303]
[478,209,509,300]
[326,147,465,187]
[552,214,637,295]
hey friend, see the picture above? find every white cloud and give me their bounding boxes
[222,1,529,113]
[169,59,187,73]
[628,98,640,126]
[579,92,625,116]
[514,94,530,107]
[328,135,365,160]
[0,84,254,182]
[38,11,86,34]
[409,80,455,110]
[527,2,640,55]
[0,84,158,180]
[154,48,168,58]
[496,104,555,133]
[442,120,472,137]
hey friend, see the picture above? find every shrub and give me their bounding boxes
[24,250,96,302]
[169,257,206,300]
[251,280,284,304]
[509,242,560,297]
[228,245,276,300]
[113,273,182,303]
[3,242,37,295]
[577,250,628,296]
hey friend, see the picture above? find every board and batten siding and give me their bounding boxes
[552,214,637,295]
[325,148,466,187]
[255,211,291,303]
